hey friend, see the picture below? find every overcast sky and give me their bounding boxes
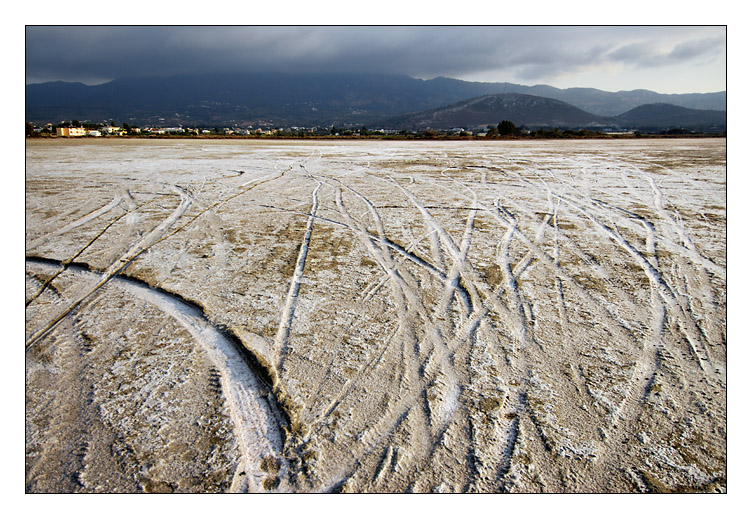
[25,26,726,94]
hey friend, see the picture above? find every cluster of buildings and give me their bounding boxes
[52,125,180,137]
[32,121,527,138]
[43,125,304,137]
[35,124,410,138]
[52,125,127,137]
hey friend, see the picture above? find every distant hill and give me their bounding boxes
[613,103,727,131]
[377,94,727,132]
[509,85,726,116]
[25,72,726,128]
[378,93,612,130]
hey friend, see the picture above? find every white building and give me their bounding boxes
[56,127,86,137]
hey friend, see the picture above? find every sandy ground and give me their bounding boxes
[25,138,726,493]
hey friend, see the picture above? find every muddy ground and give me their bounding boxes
[25,138,726,493]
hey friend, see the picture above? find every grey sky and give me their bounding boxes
[25,26,726,94]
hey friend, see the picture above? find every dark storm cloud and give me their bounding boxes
[25,26,726,90]
[25,26,525,83]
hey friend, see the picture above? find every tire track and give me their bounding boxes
[640,167,725,278]
[26,258,289,493]
[333,183,436,457]
[437,168,478,317]
[26,140,726,493]
[318,307,487,492]
[27,194,125,250]
[554,192,713,372]
[386,174,475,314]
[320,166,507,489]
[275,178,322,372]
[26,165,293,351]
[25,195,162,308]
[494,202,532,349]
[25,187,195,350]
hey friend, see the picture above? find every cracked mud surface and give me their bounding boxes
[26,138,726,493]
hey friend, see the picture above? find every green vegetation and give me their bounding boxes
[498,120,517,136]
[529,128,604,139]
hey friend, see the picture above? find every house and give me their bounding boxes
[103,126,125,136]
[56,127,86,137]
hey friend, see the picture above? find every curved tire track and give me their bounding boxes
[26,258,289,493]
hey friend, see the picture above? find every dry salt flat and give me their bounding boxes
[25,137,726,493]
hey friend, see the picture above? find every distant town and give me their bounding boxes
[29,121,414,138]
[26,120,718,140]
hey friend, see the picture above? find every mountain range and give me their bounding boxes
[25,72,727,131]
[378,93,727,132]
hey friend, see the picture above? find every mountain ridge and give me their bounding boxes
[378,93,611,130]
[26,72,726,128]
[377,93,726,132]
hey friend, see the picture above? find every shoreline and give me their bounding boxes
[26,133,727,142]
